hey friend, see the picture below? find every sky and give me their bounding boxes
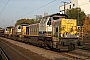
[0,0,70,28]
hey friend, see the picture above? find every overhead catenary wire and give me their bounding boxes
[0,0,10,15]
[9,0,37,21]
[20,0,36,12]
[33,0,62,16]
[14,0,37,15]
[20,0,56,18]
[1,0,57,27]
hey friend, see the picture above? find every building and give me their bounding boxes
[60,0,90,15]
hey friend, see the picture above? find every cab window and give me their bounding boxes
[47,18,51,25]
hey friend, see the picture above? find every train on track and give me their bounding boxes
[2,13,84,51]
[0,28,4,37]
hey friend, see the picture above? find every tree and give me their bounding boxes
[66,8,86,26]
[15,18,40,26]
[83,16,90,36]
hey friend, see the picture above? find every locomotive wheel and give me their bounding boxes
[68,43,75,51]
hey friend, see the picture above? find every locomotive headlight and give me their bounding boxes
[61,34,63,37]
[65,35,67,38]
[77,35,79,37]
[76,33,79,37]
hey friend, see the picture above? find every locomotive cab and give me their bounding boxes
[39,13,68,38]
[15,25,22,35]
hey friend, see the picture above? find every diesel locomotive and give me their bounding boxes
[3,13,84,51]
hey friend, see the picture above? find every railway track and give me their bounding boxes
[0,39,31,60]
[62,51,89,60]
[45,49,89,60]
[71,49,90,58]
[51,49,90,60]
[0,37,90,60]
[38,47,90,60]
[0,47,10,60]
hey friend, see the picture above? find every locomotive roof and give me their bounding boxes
[20,23,29,26]
[6,26,14,28]
[27,23,39,27]
[43,13,68,18]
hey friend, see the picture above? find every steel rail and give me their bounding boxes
[1,41,31,60]
[0,47,10,60]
